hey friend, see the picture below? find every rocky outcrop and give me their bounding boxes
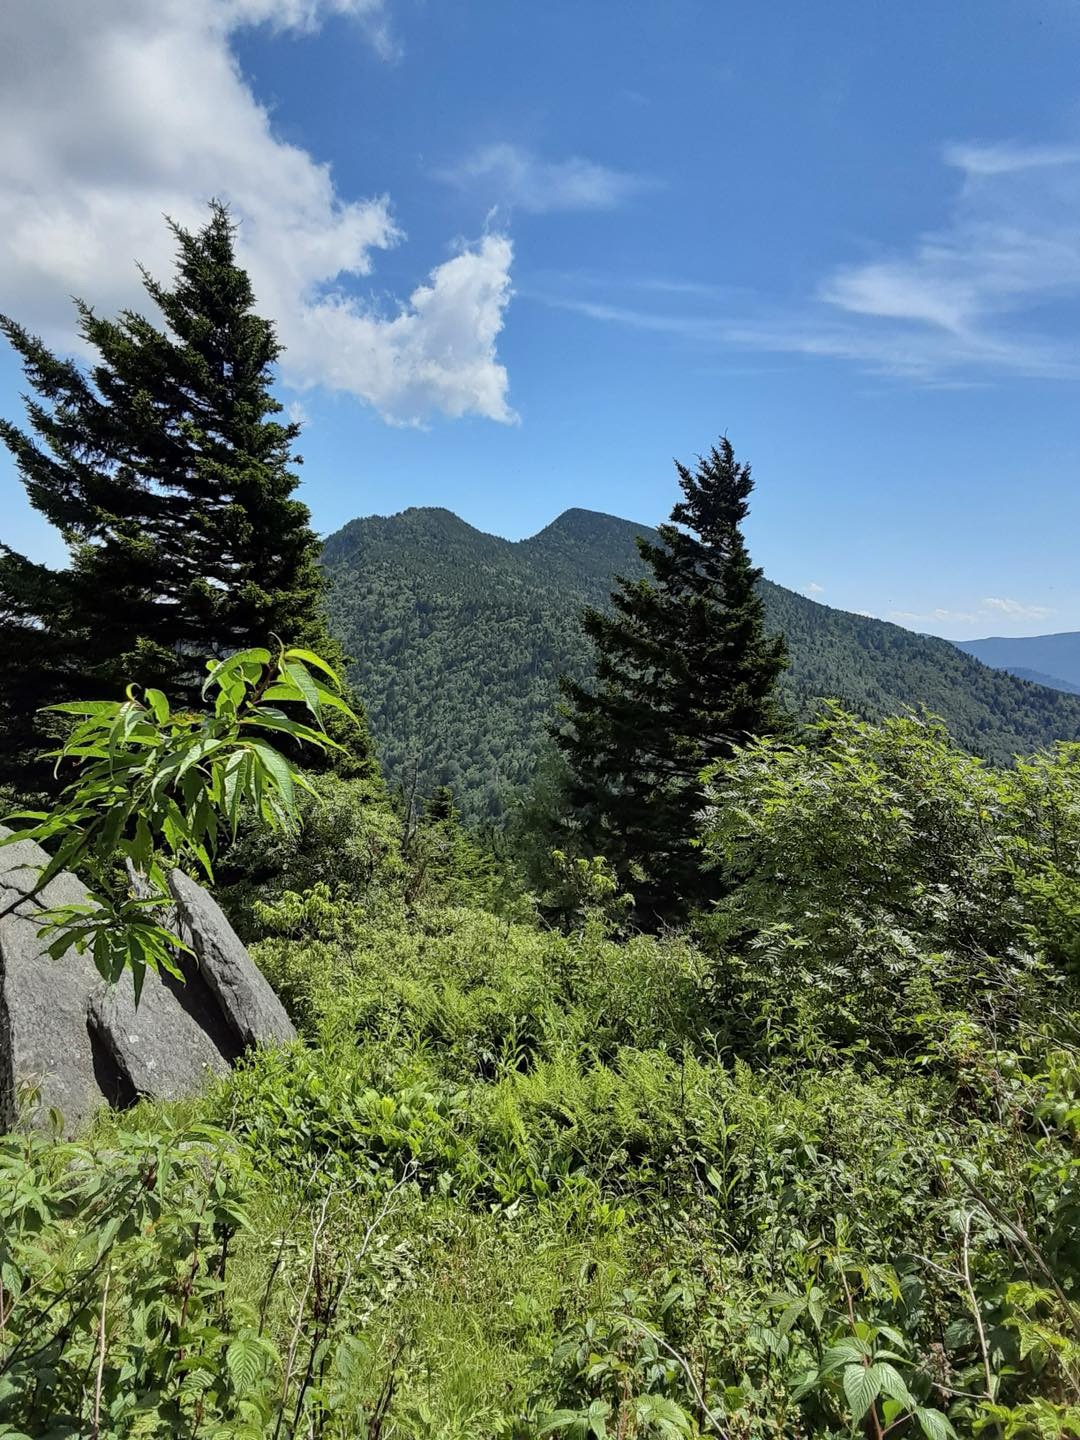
[87,960,239,1104]
[168,869,295,1048]
[0,826,293,1134]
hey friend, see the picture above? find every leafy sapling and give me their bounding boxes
[1,643,358,998]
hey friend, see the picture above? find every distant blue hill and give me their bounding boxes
[955,634,1080,695]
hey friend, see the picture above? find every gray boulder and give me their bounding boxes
[1,825,294,1135]
[87,957,238,1103]
[0,829,111,1133]
[168,868,295,1047]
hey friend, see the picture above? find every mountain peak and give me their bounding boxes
[323,503,1080,819]
[531,507,652,543]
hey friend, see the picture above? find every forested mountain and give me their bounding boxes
[956,631,1080,694]
[324,505,1080,816]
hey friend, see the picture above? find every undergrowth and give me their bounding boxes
[3,713,1080,1437]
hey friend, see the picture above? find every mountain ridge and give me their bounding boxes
[323,505,1080,818]
[955,632,1080,694]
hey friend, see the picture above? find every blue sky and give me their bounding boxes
[2,0,1079,639]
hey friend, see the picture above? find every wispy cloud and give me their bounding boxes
[806,139,1080,379]
[890,608,981,626]
[942,140,1080,176]
[437,143,651,214]
[804,581,826,595]
[982,596,1055,620]
[888,596,1056,632]
[542,137,1080,383]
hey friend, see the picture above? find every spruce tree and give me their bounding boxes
[0,203,376,786]
[555,437,787,922]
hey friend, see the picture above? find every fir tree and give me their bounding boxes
[0,203,377,786]
[555,437,787,922]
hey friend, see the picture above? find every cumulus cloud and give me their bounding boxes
[438,143,650,213]
[0,0,515,425]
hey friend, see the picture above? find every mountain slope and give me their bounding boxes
[324,507,1080,818]
[956,633,1080,694]
[995,666,1080,696]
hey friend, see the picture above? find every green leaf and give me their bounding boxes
[874,1361,916,1410]
[283,647,341,684]
[245,740,296,815]
[915,1407,958,1440]
[45,701,122,716]
[283,660,322,719]
[632,1393,693,1435]
[226,1336,265,1394]
[144,688,170,724]
[536,1412,588,1436]
[843,1363,884,1424]
[587,1399,611,1439]
[821,1341,870,1373]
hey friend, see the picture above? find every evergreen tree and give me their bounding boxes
[0,203,377,785]
[555,437,787,922]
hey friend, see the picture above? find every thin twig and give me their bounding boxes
[961,1211,1000,1437]
[90,1268,111,1440]
[274,1189,333,1440]
[951,1164,1080,1369]
[355,1163,417,1267]
[620,1316,728,1437]
[839,1269,884,1440]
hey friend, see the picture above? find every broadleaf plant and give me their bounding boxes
[0,642,357,997]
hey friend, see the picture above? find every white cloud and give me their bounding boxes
[887,595,1056,634]
[982,596,1055,620]
[0,0,515,425]
[804,581,825,595]
[438,143,650,213]
[813,139,1080,379]
[943,140,1080,176]
[547,136,1080,384]
[890,608,981,625]
[285,235,515,424]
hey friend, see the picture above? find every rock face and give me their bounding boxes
[0,826,292,1134]
[168,869,295,1048]
[87,961,239,1104]
[0,833,109,1134]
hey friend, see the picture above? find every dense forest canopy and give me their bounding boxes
[324,504,1080,818]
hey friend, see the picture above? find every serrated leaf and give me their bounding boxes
[875,1360,916,1409]
[843,1363,883,1423]
[245,740,296,815]
[821,1341,869,1372]
[536,1411,589,1435]
[45,701,123,716]
[283,660,322,720]
[226,1336,264,1394]
[915,1406,958,1440]
[283,647,341,684]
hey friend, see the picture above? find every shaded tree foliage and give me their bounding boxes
[553,438,788,921]
[0,203,376,787]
